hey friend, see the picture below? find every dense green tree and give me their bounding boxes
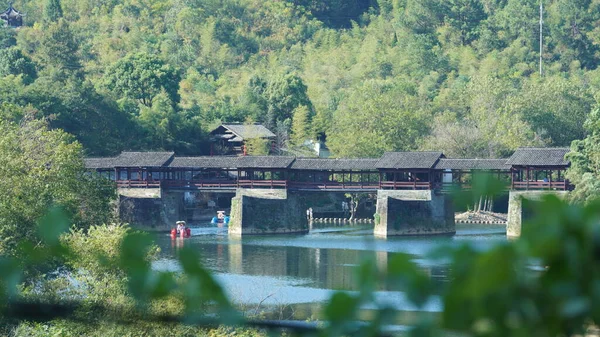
[510,76,593,146]
[44,0,64,22]
[444,0,487,45]
[0,28,16,49]
[37,19,81,75]
[102,53,180,108]
[328,79,429,157]
[546,0,600,70]
[0,47,37,84]
[290,104,311,146]
[264,72,312,128]
[0,107,115,257]
[136,92,204,154]
[290,0,377,28]
[566,96,600,203]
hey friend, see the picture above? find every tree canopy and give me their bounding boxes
[0,0,596,158]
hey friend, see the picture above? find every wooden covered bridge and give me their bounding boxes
[85,147,572,192]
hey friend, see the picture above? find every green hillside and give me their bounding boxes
[1,0,598,157]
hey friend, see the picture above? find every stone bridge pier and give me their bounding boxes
[228,189,309,236]
[118,188,183,231]
[374,190,455,237]
[507,191,568,238]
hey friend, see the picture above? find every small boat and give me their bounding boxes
[170,221,191,239]
[211,211,230,225]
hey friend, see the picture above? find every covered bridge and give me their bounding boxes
[85,148,572,191]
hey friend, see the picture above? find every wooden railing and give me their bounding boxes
[237,180,287,188]
[287,181,380,190]
[114,179,573,191]
[380,181,432,190]
[116,180,161,188]
[511,181,570,191]
[162,179,238,189]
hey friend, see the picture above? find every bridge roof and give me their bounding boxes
[237,156,296,169]
[290,158,379,171]
[434,158,511,170]
[112,151,175,167]
[84,157,116,169]
[376,151,444,169]
[169,156,239,169]
[506,148,570,167]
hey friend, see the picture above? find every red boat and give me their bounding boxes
[170,221,191,239]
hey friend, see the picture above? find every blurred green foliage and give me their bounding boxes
[1,167,599,337]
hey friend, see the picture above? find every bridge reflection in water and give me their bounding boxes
[153,222,506,321]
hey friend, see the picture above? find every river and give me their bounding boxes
[153,222,506,324]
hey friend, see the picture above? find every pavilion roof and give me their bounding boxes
[112,151,175,167]
[290,158,379,171]
[434,158,511,171]
[1,4,23,18]
[169,156,239,169]
[505,148,570,167]
[211,124,275,141]
[236,156,295,169]
[376,152,444,169]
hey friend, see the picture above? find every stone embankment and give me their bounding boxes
[455,211,507,225]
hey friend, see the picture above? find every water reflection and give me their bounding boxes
[153,223,506,318]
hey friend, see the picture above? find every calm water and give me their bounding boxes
[153,223,506,321]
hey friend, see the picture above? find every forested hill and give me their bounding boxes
[1,0,599,157]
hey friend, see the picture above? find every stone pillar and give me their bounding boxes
[507,191,568,238]
[117,188,184,231]
[374,190,455,237]
[228,189,308,236]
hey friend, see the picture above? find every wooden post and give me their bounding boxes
[509,170,514,189]
[413,172,417,190]
[526,167,529,190]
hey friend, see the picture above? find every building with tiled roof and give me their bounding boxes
[0,3,23,28]
[209,124,276,156]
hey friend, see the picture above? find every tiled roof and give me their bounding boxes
[376,152,444,169]
[1,5,23,18]
[236,156,295,169]
[212,124,276,140]
[169,157,239,169]
[434,159,511,170]
[84,157,116,169]
[112,152,175,167]
[290,158,379,170]
[505,148,570,167]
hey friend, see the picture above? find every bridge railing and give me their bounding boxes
[511,181,570,191]
[162,179,238,189]
[287,181,380,190]
[113,179,573,192]
[116,180,161,188]
[237,180,287,188]
[380,181,432,190]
